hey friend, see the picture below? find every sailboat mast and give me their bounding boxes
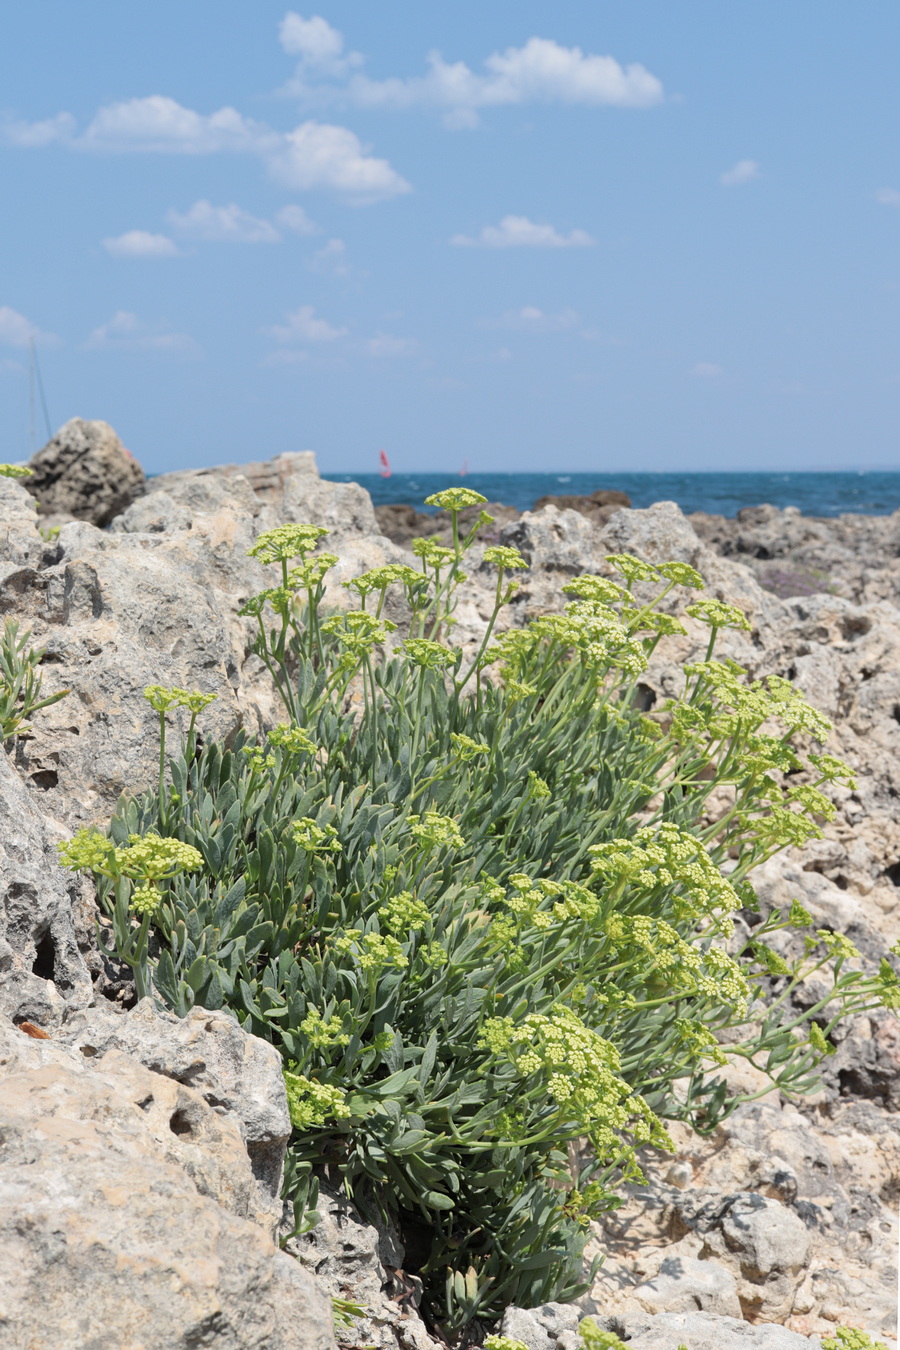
[28,338,36,456]
[28,336,52,452]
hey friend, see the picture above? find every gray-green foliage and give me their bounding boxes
[0,618,68,741]
[58,490,900,1338]
[821,1329,891,1350]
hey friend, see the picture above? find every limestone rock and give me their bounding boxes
[500,504,600,573]
[111,470,262,533]
[0,1014,334,1350]
[690,1193,811,1322]
[0,749,92,1029]
[0,473,56,568]
[24,417,145,527]
[0,1020,263,1222]
[601,500,787,631]
[2,457,413,826]
[123,451,381,538]
[528,1303,583,1338]
[57,997,292,1232]
[596,1309,821,1348]
[273,456,379,536]
[498,1306,555,1350]
[689,502,900,604]
[623,1251,743,1319]
[2,495,273,824]
[287,1186,439,1350]
[589,1096,898,1341]
[532,487,631,526]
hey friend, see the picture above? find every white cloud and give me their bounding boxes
[691,362,723,378]
[275,204,319,234]
[106,204,319,254]
[876,188,900,206]
[484,305,580,332]
[167,200,280,243]
[720,159,760,187]
[266,305,346,343]
[85,310,197,353]
[283,25,664,126]
[366,333,417,357]
[0,112,76,147]
[308,238,350,276]
[266,121,409,200]
[451,215,594,248]
[80,96,263,154]
[278,13,362,75]
[5,94,409,201]
[103,230,180,258]
[0,306,58,348]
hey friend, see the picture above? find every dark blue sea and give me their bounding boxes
[334,472,900,520]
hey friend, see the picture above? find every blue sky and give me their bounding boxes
[2,2,900,475]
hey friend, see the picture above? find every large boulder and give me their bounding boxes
[0,1015,333,1350]
[500,503,600,573]
[25,417,145,527]
[1,475,274,825]
[0,460,410,827]
[113,452,379,538]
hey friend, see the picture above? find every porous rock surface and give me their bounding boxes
[1,450,402,827]
[596,1310,822,1349]
[24,416,146,527]
[0,745,92,1028]
[2,442,899,1348]
[500,1302,822,1349]
[688,502,900,604]
[0,1009,332,1350]
[57,996,292,1233]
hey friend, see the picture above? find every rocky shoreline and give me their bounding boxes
[0,420,898,1349]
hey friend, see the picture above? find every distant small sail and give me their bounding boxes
[379,449,391,478]
[459,458,469,478]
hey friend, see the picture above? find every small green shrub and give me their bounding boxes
[579,1319,630,1350]
[821,1329,890,1350]
[332,1295,367,1334]
[0,618,69,741]
[58,491,900,1339]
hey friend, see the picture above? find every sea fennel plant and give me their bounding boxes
[59,490,900,1339]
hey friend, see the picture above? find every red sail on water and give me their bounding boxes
[379,449,391,478]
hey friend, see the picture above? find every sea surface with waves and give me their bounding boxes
[333,471,900,519]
